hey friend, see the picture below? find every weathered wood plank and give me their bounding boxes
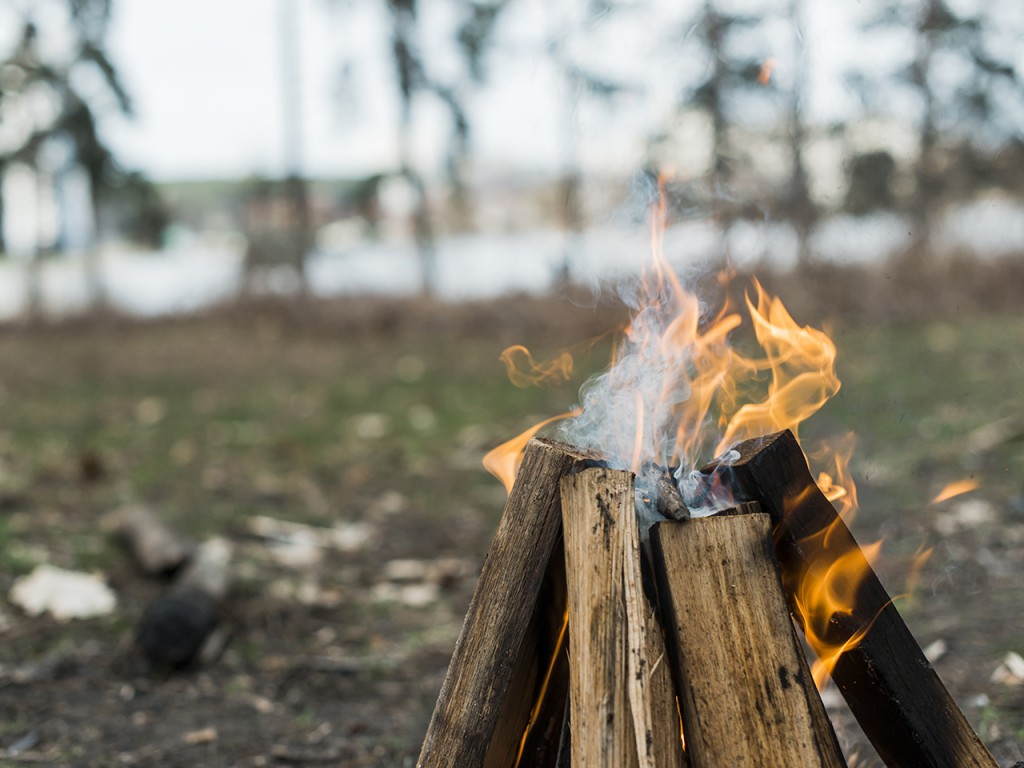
[560,467,639,768]
[701,430,996,768]
[621,479,688,768]
[417,438,592,768]
[651,512,847,768]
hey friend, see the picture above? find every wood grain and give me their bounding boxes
[701,430,997,768]
[620,476,688,768]
[417,438,593,768]
[651,513,847,768]
[560,467,639,768]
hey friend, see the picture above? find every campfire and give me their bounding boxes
[417,185,998,767]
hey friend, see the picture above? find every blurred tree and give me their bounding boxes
[0,0,148,310]
[666,1,779,262]
[386,0,512,293]
[785,0,815,265]
[327,0,509,295]
[275,0,312,293]
[843,150,897,215]
[383,0,438,294]
[548,0,634,284]
[855,0,1024,263]
[110,171,170,248]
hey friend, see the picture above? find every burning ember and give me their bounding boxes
[484,178,874,688]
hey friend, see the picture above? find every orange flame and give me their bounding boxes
[501,345,574,388]
[491,174,876,689]
[902,544,934,602]
[757,57,777,85]
[483,410,582,493]
[715,282,840,456]
[930,478,979,505]
[790,519,883,689]
[514,607,569,766]
[809,433,858,523]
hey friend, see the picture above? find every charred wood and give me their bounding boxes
[700,430,996,768]
[137,538,231,669]
[417,438,595,768]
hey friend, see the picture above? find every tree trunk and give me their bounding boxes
[789,0,815,266]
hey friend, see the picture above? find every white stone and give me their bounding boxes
[10,564,116,621]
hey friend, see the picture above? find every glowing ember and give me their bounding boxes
[931,478,980,505]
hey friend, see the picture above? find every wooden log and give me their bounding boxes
[137,537,232,669]
[108,504,191,577]
[560,467,638,768]
[651,511,847,768]
[701,430,996,768]
[417,438,595,768]
[621,478,688,768]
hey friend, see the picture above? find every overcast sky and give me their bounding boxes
[101,0,867,182]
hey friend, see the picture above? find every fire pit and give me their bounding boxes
[416,433,996,767]
[417,184,1003,767]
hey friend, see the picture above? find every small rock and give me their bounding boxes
[328,522,371,552]
[249,695,275,715]
[267,530,323,569]
[9,565,116,621]
[991,652,1024,685]
[371,582,439,607]
[934,499,996,536]
[248,516,371,563]
[131,711,152,727]
[353,413,391,439]
[966,416,1024,456]
[1004,652,1024,678]
[184,727,218,745]
[6,731,39,757]
[135,397,167,426]
[923,639,947,663]
[382,559,430,583]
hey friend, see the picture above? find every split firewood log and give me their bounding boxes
[137,538,232,669]
[107,504,192,578]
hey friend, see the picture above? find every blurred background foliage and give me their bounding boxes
[0,0,1022,316]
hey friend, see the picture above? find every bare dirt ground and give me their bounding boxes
[0,270,1021,767]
